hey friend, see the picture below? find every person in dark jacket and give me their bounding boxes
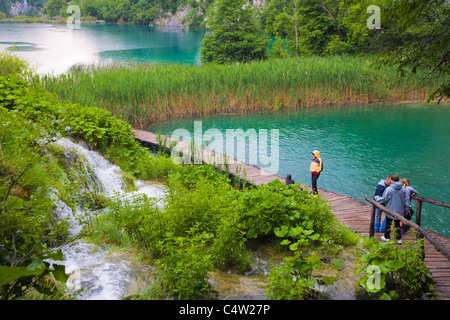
[375,175,411,244]
[373,176,392,232]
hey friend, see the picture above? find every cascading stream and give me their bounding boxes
[46,138,364,300]
[48,138,166,300]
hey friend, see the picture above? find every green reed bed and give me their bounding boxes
[41,56,434,128]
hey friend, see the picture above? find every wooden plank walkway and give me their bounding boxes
[132,129,450,300]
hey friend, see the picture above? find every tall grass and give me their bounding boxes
[41,56,436,129]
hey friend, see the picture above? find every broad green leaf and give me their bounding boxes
[0,260,46,286]
[51,264,69,283]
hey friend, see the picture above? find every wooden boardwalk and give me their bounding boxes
[132,129,450,300]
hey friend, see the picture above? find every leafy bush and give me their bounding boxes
[355,239,436,300]
[0,107,69,299]
[266,252,323,300]
[234,179,334,241]
[165,179,233,238]
[0,51,34,78]
[156,234,214,300]
[0,53,177,299]
[107,193,166,255]
[168,164,231,189]
[210,211,253,273]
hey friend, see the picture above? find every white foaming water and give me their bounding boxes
[50,137,166,300]
[130,180,167,208]
[56,138,125,196]
[59,240,133,300]
[53,198,83,237]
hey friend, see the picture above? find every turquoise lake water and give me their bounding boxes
[150,104,450,236]
[0,23,204,74]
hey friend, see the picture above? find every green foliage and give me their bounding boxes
[107,193,166,253]
[103,165,345,299]
[0,106,69,299]
[235,180,334,241]
[266,252,321,300]
[74,0,192,24]
[0,53,177,299]
[200,0,268,64]
[164,173,232,238]
[168,164,230,189]
[375,0,450,102]
[355,239,436,300]
[42,0,67,17]
[156,234,214,300]
[210,211,252,273]
[105,180,220,299]
[0,51,34,78]
[262,0,343,56]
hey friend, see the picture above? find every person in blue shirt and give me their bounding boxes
[373,176,392,232]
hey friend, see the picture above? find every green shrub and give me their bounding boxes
[164,176,233,238]
[0,107,69,299]
[168,164,231,189]
[156,235,214,300]
[355,239,436,300]
[210,211,252,273]
[107,193,166,255]
[266,251,340,300]
[0,51,34,78]
[234,179,334,242]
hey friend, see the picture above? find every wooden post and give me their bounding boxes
[369,204,376,238]
[415,199,423,239]
[285,174,294,185]
[415,199,425,260]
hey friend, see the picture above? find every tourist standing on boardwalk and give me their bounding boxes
[373,176,392,232]
[374,175,411,244]
[310,150,323,193]
[400,178,418,234]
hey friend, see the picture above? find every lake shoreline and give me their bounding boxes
[145,99,449,130]
[41,56,442,129]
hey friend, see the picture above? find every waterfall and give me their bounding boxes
[56,138,124,196]
[48,137,166,300]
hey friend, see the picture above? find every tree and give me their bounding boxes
[378,0,449,102]
[42,0,67,17]
[0,1,11,15]
[263,0,343,57]
[294,0,342,56]
[200,0,268,64]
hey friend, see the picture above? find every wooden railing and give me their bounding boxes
[365,196,450,261]
[412,195,450,228]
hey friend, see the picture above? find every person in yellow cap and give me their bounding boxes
[310,150,323,193]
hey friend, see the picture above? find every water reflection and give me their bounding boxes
[0,23,204,75]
